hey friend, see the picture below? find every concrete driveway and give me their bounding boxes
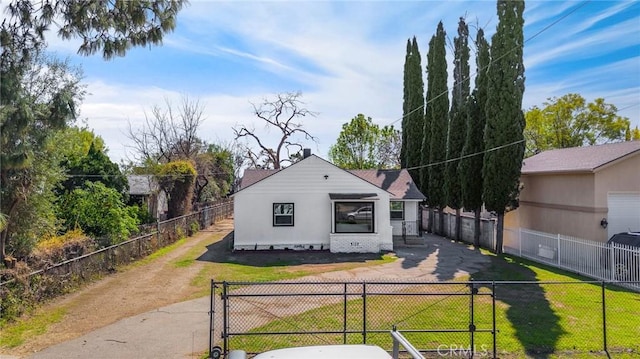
[24,234,490,359]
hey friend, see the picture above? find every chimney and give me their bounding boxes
[303,148,311,159]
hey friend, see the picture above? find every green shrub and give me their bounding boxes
[189,221,199,236]
[57,181,140,245]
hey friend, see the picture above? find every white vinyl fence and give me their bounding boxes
[504,228,640,291]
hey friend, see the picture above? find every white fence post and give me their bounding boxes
[518,228,522,257]
[609,244,615,281]
[557,233,561,265]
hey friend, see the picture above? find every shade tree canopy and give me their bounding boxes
[329,114,401,170]
[524,94,634,156]
[2,0,187,60]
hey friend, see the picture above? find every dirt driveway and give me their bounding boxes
[0,218,491,358]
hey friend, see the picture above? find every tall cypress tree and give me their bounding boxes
[426,21,449,235]
[404,37,425,189]
[445,17,470,241]
[483,0,526,254]
[401,39,411,168]
[460,28,490,247]
[420,36,434,232]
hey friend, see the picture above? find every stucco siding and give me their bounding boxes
[520,173,595,208]
[594,153,640,209]
[514,202,605,241]
[233,156,392,252]
[507,152,639,243]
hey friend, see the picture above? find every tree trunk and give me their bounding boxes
[0,231,6,265]
[495,212,504,254]
[455,208,461,241]
[439,208,445,237]
[474,208,481,248]
[427,208,434,233]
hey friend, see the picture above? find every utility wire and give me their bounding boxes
[405,139,525,172]
[388,0,592,127]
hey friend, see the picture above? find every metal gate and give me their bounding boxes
[209,280,497,358]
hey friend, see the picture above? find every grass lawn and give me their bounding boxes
[174,231,398,299]
[0,225,396,351]
[226,252,640,358]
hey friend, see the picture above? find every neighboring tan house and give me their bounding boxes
[128,175,168,221]
[232,151,425,253]
[505,141,640,242]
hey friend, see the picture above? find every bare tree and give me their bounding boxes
[127,95,206,164]
[233,92,318,169]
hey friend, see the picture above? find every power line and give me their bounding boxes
[388,0,592,127]
[405,139,525,172]
[617,103,640,113]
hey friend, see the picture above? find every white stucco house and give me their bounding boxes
[232,152,425,253]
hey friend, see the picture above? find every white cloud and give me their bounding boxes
[5,1,638,162]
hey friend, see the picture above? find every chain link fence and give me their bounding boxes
[210,280,640,358]
[0,200,233,321]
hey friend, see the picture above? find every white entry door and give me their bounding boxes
[607,192,640,239]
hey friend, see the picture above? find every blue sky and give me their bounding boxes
[7,0,640,163]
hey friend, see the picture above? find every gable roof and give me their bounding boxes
[237,157,425,200]
[239,168,280,189]
[522,141,640,174]
[348,169,425,200]
[128,175,159,195]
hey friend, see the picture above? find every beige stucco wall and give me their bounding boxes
[593,153,640,208]
[517,172,604,241]
[506,152,640,242]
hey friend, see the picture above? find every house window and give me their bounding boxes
[390,201,404,220]
[334,202,374,233]
[273,203,294,226]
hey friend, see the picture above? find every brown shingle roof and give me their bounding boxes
[522,141,640,174]
[349,169,425,200]
[239,168,280,189]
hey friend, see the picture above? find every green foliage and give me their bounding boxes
[426,22,449,210]
[445,18,470,211]
[2,136,67,260]
[524,94,632,156]
[329,114,400,169]
[2,0,186,60]
[460,29,490,213]
[627,125,640,141]
[57,181,139,245]
[401,39,411,169]
[0,51,84,260]
[402,37,425,188]
[483,0,526,213]
[158,161,197,218]
[376,125,402,169]
[483,0,526,253]
[59,137,129,199]
[189,221,200,236]
[194,143,235,202]
[51,126,104,165]
[128,204,155,225]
